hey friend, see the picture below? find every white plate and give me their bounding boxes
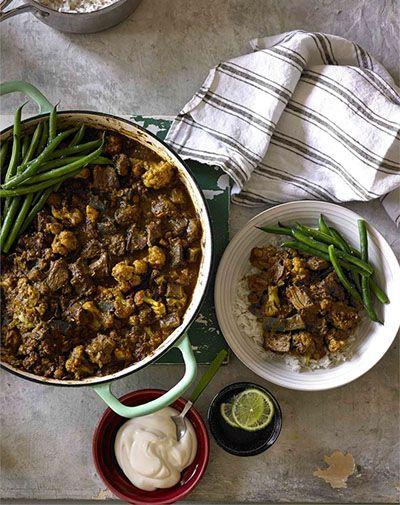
[215,201,400,391]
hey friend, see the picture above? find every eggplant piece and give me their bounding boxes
[263,314,305,332]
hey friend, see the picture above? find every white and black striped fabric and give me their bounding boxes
[166,31,400,225]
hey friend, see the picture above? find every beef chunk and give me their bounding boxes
[46,259,69,292]
[169,238,184,267]
[69,258,93,295]
[89,253,109,278]
[92,166,119,191]
[250,245,287,271]
[151,195,176,218]
[113,153,130,176]
[115,204,140,226]
[160,312,181,329]
[263,332,291,353]
[286,285,314,310]
[146,220,162,246]
[97,218,117,236]
[328,301,360,331]
[106,233,125,257]
[187,247,201,263]
[104,133,123,156]
[170,217,188,236]
[310,272,346,302]
[126,227,147,252]
[186,218,200,243]
[81,239,102,259]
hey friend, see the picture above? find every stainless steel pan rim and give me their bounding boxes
[0,110,214,387]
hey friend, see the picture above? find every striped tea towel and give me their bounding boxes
[166,31,400,225]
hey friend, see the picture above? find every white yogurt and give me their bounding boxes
[114,406,197,491]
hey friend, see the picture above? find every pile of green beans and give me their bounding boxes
[0,103,108,253]
[257,214,389,323]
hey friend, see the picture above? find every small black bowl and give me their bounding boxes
[207,382,282,457]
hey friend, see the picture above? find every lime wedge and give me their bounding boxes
[231,388,275,431]
[220,402,240,428]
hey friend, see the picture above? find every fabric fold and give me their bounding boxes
[166,30,400,224]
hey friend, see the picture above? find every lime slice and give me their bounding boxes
[220,402,240,428]
[231,388,275,431]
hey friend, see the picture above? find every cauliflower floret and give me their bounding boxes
[65,345,94,378]
[133,259,147,275]
[82,301,103,331]
[86,205,100,223]
[51,230,78,256]
[263,285,280,317]
[134,289,166,317]
[52,206,83,226]
[291,256,308,281]
[147,246,166,268]
[112,262,141,291]
[114,294,134,319]
[85,334,116,368]
[327,338,347,353]
[142,161,174,189]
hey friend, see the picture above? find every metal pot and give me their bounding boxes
[0,80,213,418]
[0,0,141,33]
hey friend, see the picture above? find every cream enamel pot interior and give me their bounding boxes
[0,81,213,418]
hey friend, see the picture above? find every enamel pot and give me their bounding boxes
[0,80,213,418]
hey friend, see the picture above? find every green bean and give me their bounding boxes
[1,127,78,189]
[48,104,57,143]
[295,223,348,251]
[318,214,330,235]
[0,141,9,178]
[19,122,43,173]
[69,125,85,147]
[361,275,381,322]
[3,193,34,253]
[358,219,368,260]
[329,226,362,292]
[281,241,366,275]
[21,136,30,160]
[357,219,381,322]
[292,229,373,274]
[0,168,82,197]
[21,142,104,185]
[20,187,53,234]
[36,121,48,156]
[47,139,102,160]
[329,227,351,254]
[328,245,362,304]
[0,197,21,251]
[256,225,292,236]
[37,155,111,174]
[4,102,26,183]
[370,278,390,304]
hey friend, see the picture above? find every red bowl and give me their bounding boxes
[93,389,210,505]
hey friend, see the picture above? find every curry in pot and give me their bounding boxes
[1,130,203,380]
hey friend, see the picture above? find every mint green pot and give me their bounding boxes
[0,81,213,418]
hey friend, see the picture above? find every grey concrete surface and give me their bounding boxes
[1,0,400,503]
[0,0,399,115]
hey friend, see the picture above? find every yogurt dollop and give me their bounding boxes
[114,406,197,491]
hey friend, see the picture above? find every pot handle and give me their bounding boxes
[92,333,197,418]
[0,80,53,114]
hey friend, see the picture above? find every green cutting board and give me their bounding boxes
[132,116,229,364]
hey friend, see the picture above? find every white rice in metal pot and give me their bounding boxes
[38,0,117,13]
